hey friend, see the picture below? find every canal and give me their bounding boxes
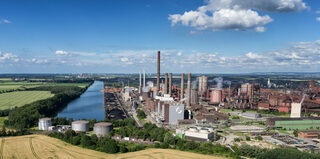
[56,81,105,121]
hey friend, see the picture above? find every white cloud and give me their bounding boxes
[0,19,11,24]
[169,0,307,32]
[0,51,19,63]
[317,17,320,21]
[55,50,72,56]
[316,10,320,14]
[255,26,266,32]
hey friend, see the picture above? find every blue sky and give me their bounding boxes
[0,0,320,73]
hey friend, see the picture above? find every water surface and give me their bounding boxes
[56,81,105,121]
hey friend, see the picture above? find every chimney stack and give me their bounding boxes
[156,51,160,96]
[181,73,185,100]
[169,73,172,95]
[139,71,142,94]
[187,73,191,106]
[164,73,168,94]
[143,69,146,88]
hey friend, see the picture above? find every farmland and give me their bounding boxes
[0,91,54,110]
[0,79,90,92]
[0,135,225,159]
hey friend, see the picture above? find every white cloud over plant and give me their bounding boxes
[169,0,307,32]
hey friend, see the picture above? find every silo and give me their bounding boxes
[210,89,222,103]
[94,122,113,137]
[72,120,89,132]
[38,118,51,130]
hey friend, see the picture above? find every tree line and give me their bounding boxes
[4,85,91,130]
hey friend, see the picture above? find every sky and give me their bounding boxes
[0,0,320,73]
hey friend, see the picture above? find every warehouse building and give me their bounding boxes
[298,130,320,139]
[184,127,214,142]
[267,117,320,130]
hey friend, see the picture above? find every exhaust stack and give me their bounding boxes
[187,73,191,106]
[156,51,160,96]
[164,73,168,94]
[181,73,185,100]
[169,73,172,95]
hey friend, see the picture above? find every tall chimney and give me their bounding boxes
[156,51,160,96]
[139,71,142,94]
[187,73,191,106]
[143,69,146,88]
[181,73,185,100]
[169,73,172,95]
[164,73,168,94]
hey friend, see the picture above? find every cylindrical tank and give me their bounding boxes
[72,120,89,132]
[38,118,51,130]
[210,89,222,103]
[94,122,113,137]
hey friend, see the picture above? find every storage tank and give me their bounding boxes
[72,120,89,132]
[38,118,51,130]
[210,89,222,103]
[94,122,113,137]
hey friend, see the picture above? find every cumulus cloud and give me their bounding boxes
[55,50,72,56]
[169,0,307,32]
[317,17,320,21]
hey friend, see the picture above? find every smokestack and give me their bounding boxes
[156,51,160,96]
[143,69,146,88]
[169,73,172,95]
[187,73,191,106]
[164,73,168,94]
[181,73,185,100]
[139,71,142,94]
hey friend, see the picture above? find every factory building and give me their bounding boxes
[94,122,113,137]
[72,120,89,132]
[298,130,320,139]
[184,126,214,142]
[38,118,52,131]
[267,117,320,130]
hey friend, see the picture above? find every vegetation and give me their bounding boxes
[49,130,147,154]
[4,85,88,129]
[137,109,146,120]
[0,91,54,110]
[0,126,30,137]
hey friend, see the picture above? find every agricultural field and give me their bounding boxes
[0,91,54,110]
[0,135,226,159]
[0,80,90,92]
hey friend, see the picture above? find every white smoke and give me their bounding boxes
[214,77,223,90]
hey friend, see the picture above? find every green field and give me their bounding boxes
[0,81,89,92]
[0,91,54,110]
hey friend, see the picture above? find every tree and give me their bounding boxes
[80,135,93,147]
[246,136,251,141]
[102,139,118,153]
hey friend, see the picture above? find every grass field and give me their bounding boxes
[0,135,226,159]
[0,81,89,91]
[0,91,54,110]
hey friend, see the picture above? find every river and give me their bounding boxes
[56,81,105,121]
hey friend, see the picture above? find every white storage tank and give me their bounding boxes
[72,120,89,132]
[38,118,52,130]
[93,122,113,137]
